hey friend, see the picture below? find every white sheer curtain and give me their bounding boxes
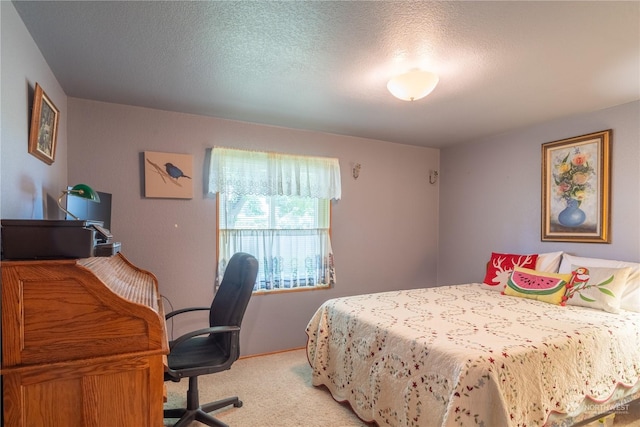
[209,147,341,292]
[208,147,341,199]
[219,229,335,291]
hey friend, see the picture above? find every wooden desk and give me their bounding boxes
[1,254,169,426]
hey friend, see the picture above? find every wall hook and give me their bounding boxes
[352,163,361,180]
[429,170,439,184]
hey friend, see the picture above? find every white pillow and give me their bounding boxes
[536,251,564,273]
[558,254,640,312]
[565,265,631,313]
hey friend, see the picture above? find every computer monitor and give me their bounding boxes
[65,189,112,230]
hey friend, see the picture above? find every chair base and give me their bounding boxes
[164,376,242,427]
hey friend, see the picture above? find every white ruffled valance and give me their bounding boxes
[208,147,341,200]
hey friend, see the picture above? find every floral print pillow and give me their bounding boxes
[565,265,631,313]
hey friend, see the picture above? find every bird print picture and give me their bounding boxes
[144,151,194,199]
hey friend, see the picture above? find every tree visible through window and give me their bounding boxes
[219,193,333,291]
[208,147,341,293]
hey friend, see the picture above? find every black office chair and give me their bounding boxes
[164,252,258,427]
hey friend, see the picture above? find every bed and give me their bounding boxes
[305,253,640,427]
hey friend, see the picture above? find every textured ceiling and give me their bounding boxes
[12,1,640,148]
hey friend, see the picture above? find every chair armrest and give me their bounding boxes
[169,325,240,350]
[165,306,210,320]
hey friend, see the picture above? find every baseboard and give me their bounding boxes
[239,346,306,360]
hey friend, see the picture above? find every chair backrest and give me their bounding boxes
[210,252,258,331]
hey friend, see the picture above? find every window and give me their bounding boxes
[208,147,341,293]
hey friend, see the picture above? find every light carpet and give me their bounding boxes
[163,348,640,427]
[163,348,370,427]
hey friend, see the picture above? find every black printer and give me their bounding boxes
[1,219,120,260]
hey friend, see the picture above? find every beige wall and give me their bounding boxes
[66,98,440,355]
[1,2,68,220]
[2,0,440,356]
[5,0,639,358]
[438,101,640,286]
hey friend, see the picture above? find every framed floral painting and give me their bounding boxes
[541,130,611,243]
[28,83,59,165]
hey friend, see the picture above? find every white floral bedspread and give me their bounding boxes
[305,284,640,427]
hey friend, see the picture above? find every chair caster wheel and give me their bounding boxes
[235,400,243,408]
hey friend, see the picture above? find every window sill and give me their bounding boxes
[252,285,332,296]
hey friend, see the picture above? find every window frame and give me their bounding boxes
[215,193,334,295]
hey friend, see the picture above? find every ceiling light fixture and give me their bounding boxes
[387,69,439,101]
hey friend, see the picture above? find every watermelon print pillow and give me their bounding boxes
[565,265,631,313]
[503,267,571,305]
[482,253,538,292]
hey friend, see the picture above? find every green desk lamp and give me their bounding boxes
[57,183,101,220]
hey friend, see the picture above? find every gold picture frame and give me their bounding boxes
[28,83,60,165]
[541,130,611,243]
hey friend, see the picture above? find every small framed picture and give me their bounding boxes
[541,130,611,243]
[28,83,60,165]
[144,151,194,199]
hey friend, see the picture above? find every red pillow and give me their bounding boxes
[482,252,538,290]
